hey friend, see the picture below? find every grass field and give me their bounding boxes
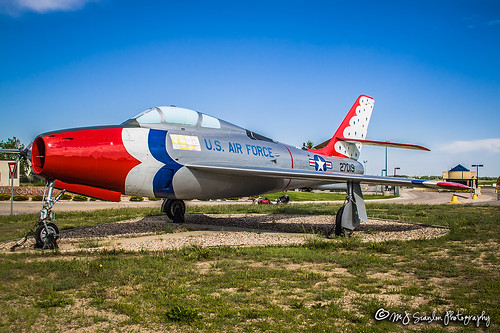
[0,203,499,332]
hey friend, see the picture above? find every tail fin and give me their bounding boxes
[309,95,374,160]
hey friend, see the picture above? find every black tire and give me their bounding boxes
[334,206,345,236]
[162,199,186,222]
[161,199,174,219]
[35,222,59,249]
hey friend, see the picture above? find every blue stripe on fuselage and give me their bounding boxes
[148,129,182,198]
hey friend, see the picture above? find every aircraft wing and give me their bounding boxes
[186,164,470,190]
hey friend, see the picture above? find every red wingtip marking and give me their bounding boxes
[437,182,471,190]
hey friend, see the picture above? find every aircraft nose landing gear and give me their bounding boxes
[10,180,64,251]
[34,180,65,249]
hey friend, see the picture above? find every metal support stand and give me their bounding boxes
[9,158,18,216]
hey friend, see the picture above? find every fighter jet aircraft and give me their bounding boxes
[3,95,470,248]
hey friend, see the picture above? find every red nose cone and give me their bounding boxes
[32,127,140,193]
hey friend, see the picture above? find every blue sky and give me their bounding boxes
[1,0,499,176]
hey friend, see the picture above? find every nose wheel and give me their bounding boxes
[161,199,186,223]
[35,222,59,249]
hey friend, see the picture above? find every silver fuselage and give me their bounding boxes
[139,119,363,199]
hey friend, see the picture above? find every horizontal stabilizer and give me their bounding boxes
[54,180,122,202]
[336,138,430,151]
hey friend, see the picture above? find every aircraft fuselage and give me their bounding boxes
[32,116,363,200]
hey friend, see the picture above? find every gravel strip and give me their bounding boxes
[1,214,448,253]
[112,232,305,252]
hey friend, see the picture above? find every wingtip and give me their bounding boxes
[436,182,471,190]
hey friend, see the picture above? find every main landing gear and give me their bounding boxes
[334,206,345,236]
[161,199,186,223]
[330,181,368,237]
[10,180,65,251]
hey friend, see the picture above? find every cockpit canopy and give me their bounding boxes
[126,106,222,129]
[122,105,275,143]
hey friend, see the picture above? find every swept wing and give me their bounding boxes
[186,164,469,191]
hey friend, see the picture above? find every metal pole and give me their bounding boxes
[476,165,478,188]
[381,169,386,195]
[385,147,388,177]
[10,162,14,216]
[384,146,388,191]
[471,164,483,189]
[394,167,400,195]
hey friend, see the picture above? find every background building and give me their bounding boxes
[442,164,476,187]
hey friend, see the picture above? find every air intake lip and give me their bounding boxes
[31,136,45,174]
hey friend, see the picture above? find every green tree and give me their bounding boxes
[305,140,314,149]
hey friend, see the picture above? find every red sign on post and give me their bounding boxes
[8,162,17,179]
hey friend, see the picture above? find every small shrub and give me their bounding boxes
[72,194,88,201]
[163,224,175,234]
[290,299,305,309]
[34,291,74,308]
[165,305,198,322]
[0,194,10,201]
[60,193,72,200]
[13,195,29,201]
[182,243,212,260]
[31,195,43,201]
[339,236,361,250]
[368,242,391,254]
[147,197,161,201]
[77,238,101,249]
[89,197,97,201]
[415,211,427,217]
[129,196,144,202]
[303,234,333,250]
